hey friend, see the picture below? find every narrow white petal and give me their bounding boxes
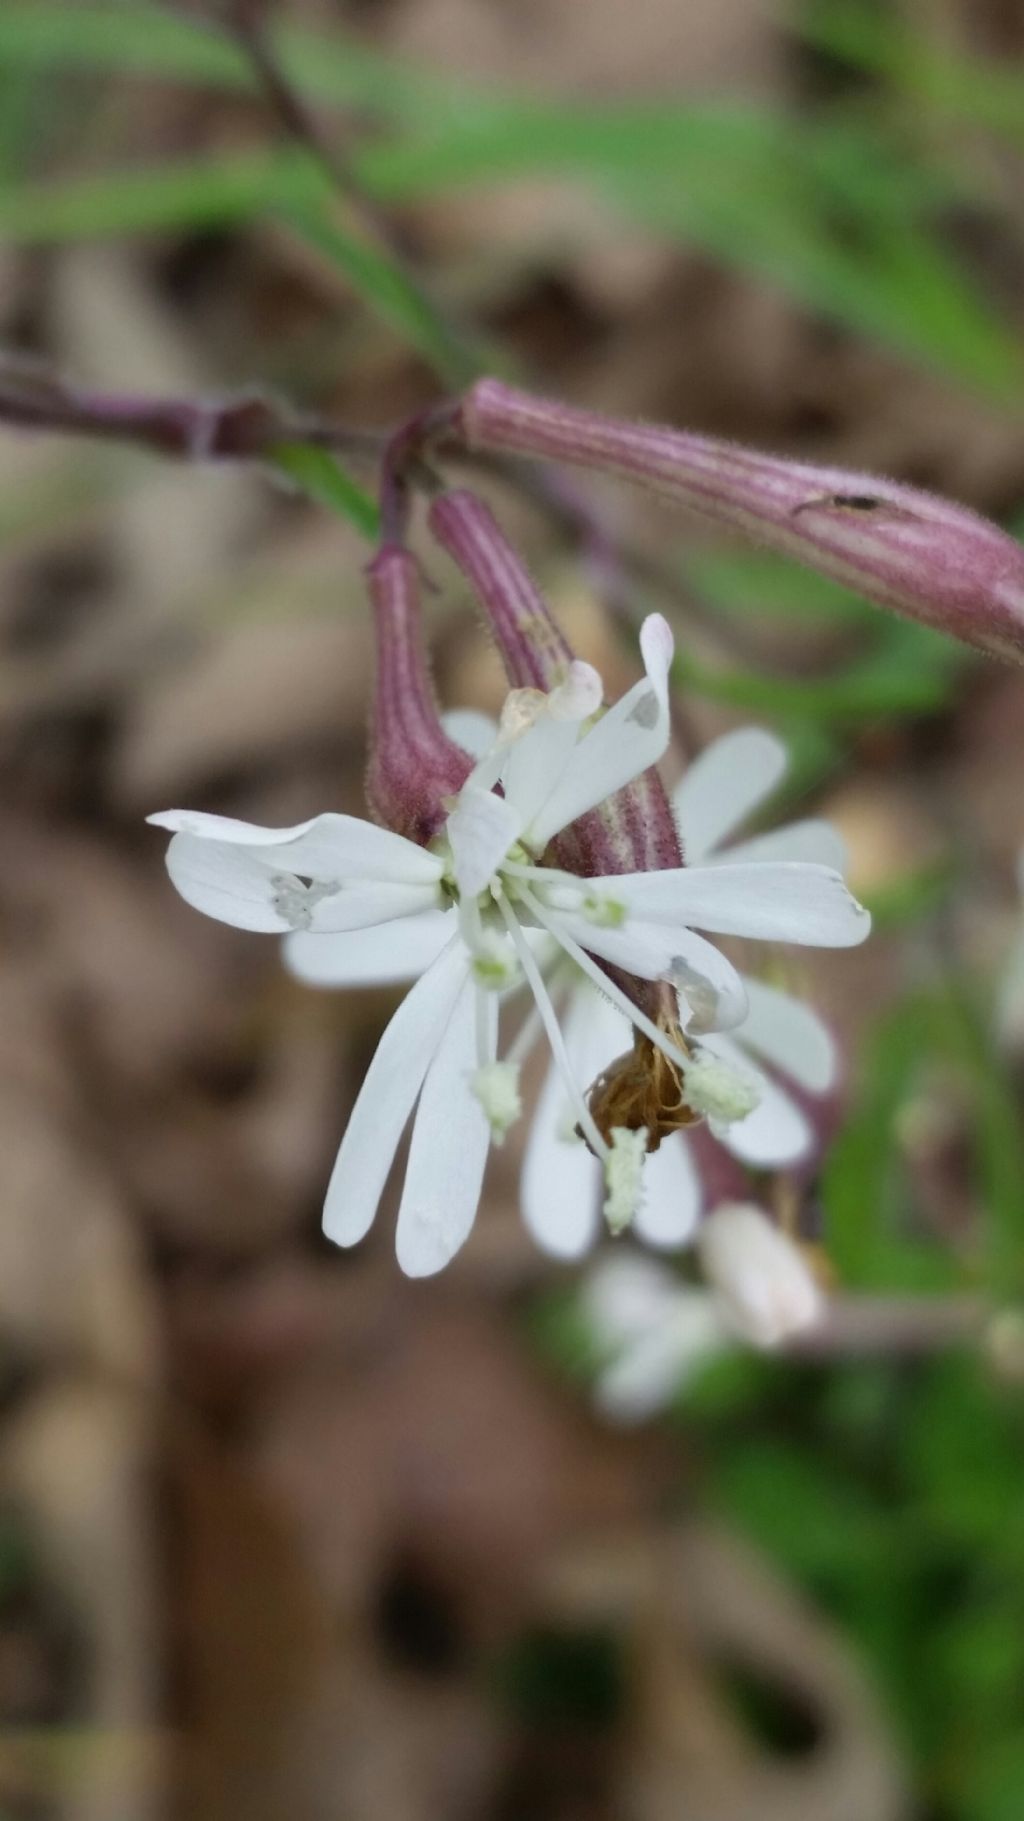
[149,807,321,842]
[526,614,674,850]
[702,1035,813,1167]
[151,808,441,885]
[502,715,584,830]
[308,881,443,933]
[719,819,847,871]
[322,941,468,1248]
[521,1101,601,1259]
[543,909,749,1032]
[446,784,522,896]
[521,989,627,1257]
[596,1304,724,1422]
[283,909,456,987]
[584,1253,683,1340]
[584,1255,724,1419]
[441,708,499,758]
[739,977,838,1094]
[594,862,871,947]
[634,1135,703,1248]
[164,832,290,932]
[672,727,788,861]
[697,1202,824,1347]
[395,977,494,1277]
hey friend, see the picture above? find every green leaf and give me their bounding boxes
[0,147,311,241]
[672,616,964,725]
[685,545,875,627]
[799,0,1024,150]
[0,3,453,123]
[273,443,379,539]
[0,22,1019,398]
[823,994,961,1291]
[283,199,481,384]
[859,861,956,931]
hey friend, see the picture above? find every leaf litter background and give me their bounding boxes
[0,1,1023,1817]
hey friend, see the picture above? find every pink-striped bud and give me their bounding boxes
[429,488,576,692]
[459,381,1024,665]
[365,545,473,845]
[429,488,682,879]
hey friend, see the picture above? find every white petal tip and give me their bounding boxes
[550,660,604,721]
[395,1228,461,1277]
[640,613,674,674]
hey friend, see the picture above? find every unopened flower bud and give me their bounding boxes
[429,488,577,692]
[697,1201,825,1347]
[365,545,473,844]
[460,381,1024,664]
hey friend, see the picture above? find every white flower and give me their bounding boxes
[582,1212,824,1423]
[583,1253,728,1422]
[150,633,867,1276]
[522,727,849,1259]
[696,1201,825,1346]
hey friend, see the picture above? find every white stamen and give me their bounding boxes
[474,983,494,1072]
[603,1127,648,1234]
[470,1061,522,1144]
[682,1051,760,1123]
[520,885,692,1076]
[496,891,609,1163]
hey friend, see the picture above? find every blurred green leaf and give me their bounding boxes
[273,443,379,539]
[712,1438,893,1581]
[0,146,312,240]
[673,615,965,725]
[799,0,1024,149]
[958,1732,1024,1821]
[824,994,961,1292]
[0,9,1020,396]
[283,199,480,384]
[860,862,956,931]
[0,2,453,122]
[685,546,875,626]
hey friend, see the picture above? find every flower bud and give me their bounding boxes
[365,545,473,845]
[696,1201,824,1347]
[459,381,1024,664]
[429,488,576,692]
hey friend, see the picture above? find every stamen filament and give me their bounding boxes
[505,957,572,1068]
[496,890,609,1162]
[520,886,693,1076]
[475,983,495,1071]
